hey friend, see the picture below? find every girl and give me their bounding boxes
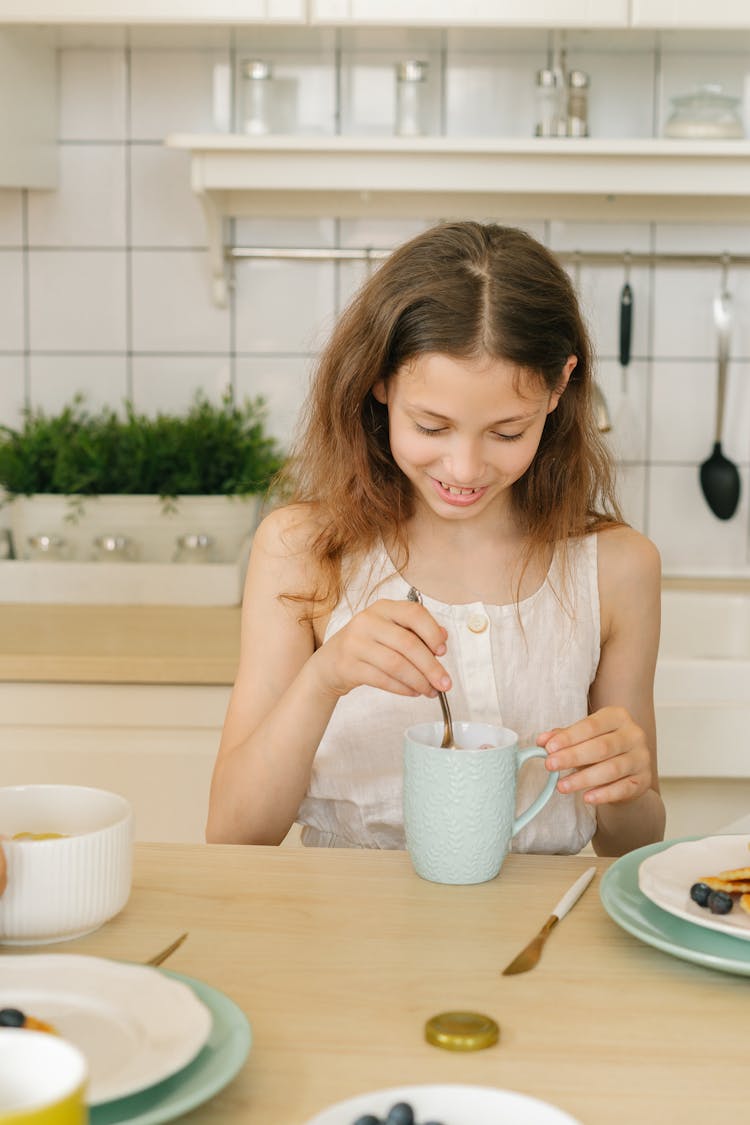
[207,221,665,857]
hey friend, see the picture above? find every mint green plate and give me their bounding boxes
[90,971,251,1125]
[600,839,750,977]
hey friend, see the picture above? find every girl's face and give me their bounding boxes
[373,351,575,522]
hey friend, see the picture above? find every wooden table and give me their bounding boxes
[51,843,746,1124]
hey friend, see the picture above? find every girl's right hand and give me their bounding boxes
[312,598,450,700]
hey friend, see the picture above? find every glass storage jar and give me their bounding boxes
[535,67,565,137]
[173,533,216,564]
[664,85,744,139]
[567,69,590,137]
[92,534,136,562]
[395,59,430,137]
[242,58,273,136]
[26,534,68,561]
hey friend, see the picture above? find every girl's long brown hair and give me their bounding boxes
[280,221,622,615]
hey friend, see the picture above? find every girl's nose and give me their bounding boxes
[444,440,484,485]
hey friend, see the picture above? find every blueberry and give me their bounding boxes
[351,1117,381,1125]
[0,1008,25,1027]
[708,890,734,915]
[385,1104,415,1125]
[689,882,712,908]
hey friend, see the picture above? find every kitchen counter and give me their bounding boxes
[0,604,240,685]
[0,576,748,685]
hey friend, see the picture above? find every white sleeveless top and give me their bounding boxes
[297,535,600,854]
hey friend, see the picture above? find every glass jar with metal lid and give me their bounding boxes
[567,69,590,137]
[173,533,216,564]
[242,58,273,136]
[395,59,430,137]
[664,84,744,139]
[26,534,68,561]
[535,67,565,137]
[92,534,136,562]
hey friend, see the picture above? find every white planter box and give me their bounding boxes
[2,494,261,605]
[7,493,261,562]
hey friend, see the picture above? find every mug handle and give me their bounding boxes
[512,747,560,836]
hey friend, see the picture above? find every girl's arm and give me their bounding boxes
[538,526,666,857]
[206,505,449,845]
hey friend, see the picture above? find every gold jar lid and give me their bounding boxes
[424,1011,499,1052]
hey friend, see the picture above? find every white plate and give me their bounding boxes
[638,834,750,941]
[302,1084,582,1125]
[0,955,213,1105]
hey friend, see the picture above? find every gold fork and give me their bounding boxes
[145,932,189,967]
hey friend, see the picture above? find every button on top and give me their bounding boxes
[467,613,489,634]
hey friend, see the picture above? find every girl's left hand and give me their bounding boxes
[537,706,654,806]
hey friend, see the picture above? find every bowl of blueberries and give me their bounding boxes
[301,1085,583,1125]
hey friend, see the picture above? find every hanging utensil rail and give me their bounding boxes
[227,247,750,267]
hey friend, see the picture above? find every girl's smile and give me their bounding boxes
[431,478,489,506]
[373,351,572,522]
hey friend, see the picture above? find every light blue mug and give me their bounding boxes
[403,721,560,885]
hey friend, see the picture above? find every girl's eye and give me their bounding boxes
[492,431,524,442]
[414,422,445,436]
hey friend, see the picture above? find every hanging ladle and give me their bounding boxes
[699,274,741,520]
[406,586,455,748]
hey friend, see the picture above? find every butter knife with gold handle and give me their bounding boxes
[501,866,596,976]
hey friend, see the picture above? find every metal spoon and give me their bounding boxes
[406,586,455,748]
[144,932,189,966]
[699,284,741,520]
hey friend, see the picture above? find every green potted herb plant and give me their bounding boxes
[0,391,285,565]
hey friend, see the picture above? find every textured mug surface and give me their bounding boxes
[0,1030,88,1123]
[403,721,559,885]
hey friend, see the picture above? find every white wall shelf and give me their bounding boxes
[0,1,306,23]
[6,1,750,30]
[309,1,629,27]
[166,133,750,305]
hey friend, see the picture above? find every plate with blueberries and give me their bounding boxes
[301,1084,582,1125]
[638,835,750,941]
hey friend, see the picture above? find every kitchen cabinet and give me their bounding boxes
[0,682,227,844]
[309,1,628,26]
[630,0,750,28]
[0,0,305,23]
[0,29,55,188]
[166,133,750,306]
[0,603,240,843]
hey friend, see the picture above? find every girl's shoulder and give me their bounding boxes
[596,524,661,584]
[595,525,661,639]
[253,501,323,556]
[250,502,327,595]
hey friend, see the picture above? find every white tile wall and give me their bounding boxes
[27,146,127,248]
[130,250,230,353]
[0,251,25,353]
[0,30,748,575]
[0,190,23,246]
[28,250,127,353]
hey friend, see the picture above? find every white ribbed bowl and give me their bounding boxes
[0,785,134,945]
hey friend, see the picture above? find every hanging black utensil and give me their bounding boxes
[699,286,741,520]
[619,281,632,393]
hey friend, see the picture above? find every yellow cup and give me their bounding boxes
[0,1031,88,1124]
